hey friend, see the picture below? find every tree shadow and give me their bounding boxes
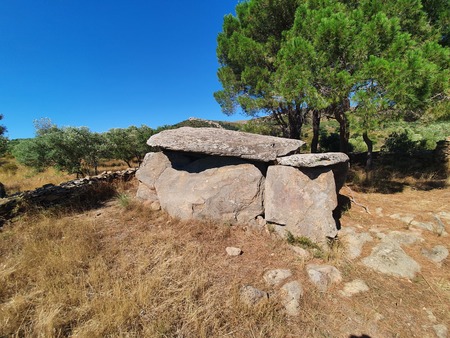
[0,182,118,227]
[348,150,448,194]
[333,193,351,230]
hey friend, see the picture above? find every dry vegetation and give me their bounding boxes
[0,165,449,337]
[0,156,130,194]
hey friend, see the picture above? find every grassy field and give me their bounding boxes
[0,156,130,194]
[0,159,449,337]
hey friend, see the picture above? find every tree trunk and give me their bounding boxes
[287,108,302,139]
[271,105,305,140]
[272,109,288,138]
[362,130,374,182]
[362,131,373,171]
[311,109,321,153]
[334,99,351,154]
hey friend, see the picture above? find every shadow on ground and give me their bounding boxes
[348,151,448,194]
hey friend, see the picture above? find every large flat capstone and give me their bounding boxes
[276,152,349,168]
[148,127,305,162]
[276,153,349,191]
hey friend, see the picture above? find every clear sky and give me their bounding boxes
[0,1,243,139]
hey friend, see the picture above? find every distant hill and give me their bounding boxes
[170,117,241,131]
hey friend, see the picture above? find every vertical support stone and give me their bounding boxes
[265,165,338,243]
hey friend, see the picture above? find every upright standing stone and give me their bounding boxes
[265,165,338,243]
[135,152,172,201]
[155,157,265,224]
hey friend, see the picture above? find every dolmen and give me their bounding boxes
[136,127,349,244]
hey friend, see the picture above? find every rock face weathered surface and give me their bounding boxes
[276,153,349,191]
[265,166,338,242]
[139,154,265,224]
[362,241,421,279]
[276,152,349,168]
[148,127,305,162]
[137,127,349,243]
[306,264,343,292]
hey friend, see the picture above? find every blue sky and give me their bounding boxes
[0,1,243,139]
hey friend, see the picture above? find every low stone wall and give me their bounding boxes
[435,136,450,170]
[0,168,137,226]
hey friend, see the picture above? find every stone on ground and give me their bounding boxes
[339,279,369,297]
[382,231,423,246]
[263,269,293,286]
[239,285,268,306]
[290,246,311,260]
[339,227,372,259]
[306,264,342,292]
[421,245,448,265]
[280,280,303,316]
[226,247,243,256]
[433,324,448,338]
[362,241,421,279]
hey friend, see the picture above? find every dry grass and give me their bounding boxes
[0,171,449,337]
[0,157,73,194]
[347,163,449,194]
[0,201,297,337]
[0,157,130,195]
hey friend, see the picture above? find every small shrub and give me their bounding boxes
[286,231,324,258]
[381,129,427,154]
[348,136,367,153]
[319,131,341,152]
[116,193,131,208]
[319,131,354,153]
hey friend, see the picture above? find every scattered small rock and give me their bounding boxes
[374,312,384,321]
[339,227,372,259]
[383,231,423,246]
[411,220,436,232]
[390,213,447,234]
[390,213,415,224]
[432,214,447,236]
[339,279,369,297]
[437,211,450,222]
[421,245,449,265]
[423,307,437,323]
[239,285,268,306]
[362,241,421,279]
[433,324,448,338]
[290,246,311,260]
[375,207,384,217]
[263,269,293,286]
[256,215,266,227]
[150,201,161,211]
[226,247,242,256]
[306,264,342,292]
[280,280,303,316]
